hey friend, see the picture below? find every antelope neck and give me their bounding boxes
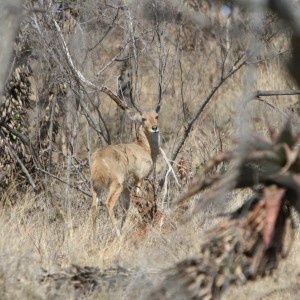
[137,126,160,162]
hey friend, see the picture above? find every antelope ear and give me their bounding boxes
[154,104,160,113]
[126,109,142,122]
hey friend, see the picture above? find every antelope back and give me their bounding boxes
[91,143,152,188]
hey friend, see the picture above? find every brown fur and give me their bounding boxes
[91,110,160,237]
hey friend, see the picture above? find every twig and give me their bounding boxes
[50,17,148,148]
[160,147,181,205]
[34,15,107,144]
[0,129,37,191]
[0,120,41,168]
[0,120,30,145]
[236,0,300,87]
[36,167,92,198]
[48,97,56,172]
[69,86,107,144]
[251,90,300,123]
[88,8,120,52]
[256,90,300,96]
[170,58,248,165]
[179,59,187,122]
[127,9,141,104]
[95,46,127,77]
[155,13,164,110]
[254,98,290,119]
[52,19,97,89]
[162,167,172,206]
[160,147,181,187]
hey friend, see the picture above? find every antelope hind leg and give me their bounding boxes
[106,182,123,237]
[120,187,131,230]
[91,189,98,239]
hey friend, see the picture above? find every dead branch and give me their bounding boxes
[52,19,97,89]
[0,121,41,168]
[0,128,37,191]
[69,87,108,144]
[154,14,164,112]
[160,147,181,187]
[88,7,121,52]
[48,97,56,172]
[95,46,128,77]
[252,90,300,123]
[36,167,92,198]
[254,98,290,119]
[0,120,31,146]
[256,90,300,97]
[170,57,248,165]
[160,147,181,205]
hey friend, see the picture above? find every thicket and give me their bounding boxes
[1,0,300,299]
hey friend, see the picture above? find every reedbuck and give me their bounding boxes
[91,87,160,236]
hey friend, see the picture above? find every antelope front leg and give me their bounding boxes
[120,187,131,230]
[136,179,144,196]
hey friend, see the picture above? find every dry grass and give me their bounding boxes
[1,177,300,299]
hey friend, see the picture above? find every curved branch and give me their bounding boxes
[0,128,37,191]
[36,167,92,198]
[170,59,248,164]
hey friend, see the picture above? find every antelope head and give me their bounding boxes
[127,104,160,131]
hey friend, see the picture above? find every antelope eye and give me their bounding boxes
[155,116,159,120]
[142,118,146,122]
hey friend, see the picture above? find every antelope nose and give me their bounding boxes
[152,125,158,132]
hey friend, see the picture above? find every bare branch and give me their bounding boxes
[0,121,42,169]
[0,129,37,191]
[52,18,97,89]
[256,90,300,97]
[160,146,181,205]
[127,8,141,105]
[170,58,248,165]
[88,8,120,52]
[95,46,128,77]
[153,17,163,112]
[160,147,181,187]
[52,18,136,116]
[255,98,290,119]
[0,121,31,146]
[36,167,92,198]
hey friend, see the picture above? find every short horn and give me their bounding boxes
[153,82,162,112]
